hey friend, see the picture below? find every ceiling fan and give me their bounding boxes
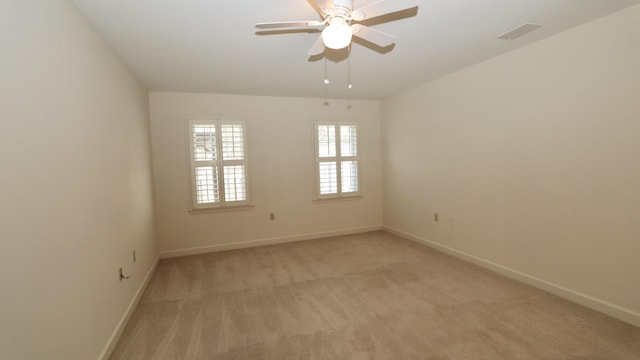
[256,0,419,56]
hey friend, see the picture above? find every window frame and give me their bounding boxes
[187,119,250,210]
[314,121,361,200]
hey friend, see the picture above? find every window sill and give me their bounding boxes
[189,204,255,214]
[313,195,362,204]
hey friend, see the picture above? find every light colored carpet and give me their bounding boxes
[110,231,640,359]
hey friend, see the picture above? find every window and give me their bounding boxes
[315,122,360,199]
[188,119,249,209]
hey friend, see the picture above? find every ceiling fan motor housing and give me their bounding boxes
[326,0,353,19]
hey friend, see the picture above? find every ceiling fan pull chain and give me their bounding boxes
[347,44,352,109]
[347,44,353,89]
[323,57,330,85]
[323,58,330,106]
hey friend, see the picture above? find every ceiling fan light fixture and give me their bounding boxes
[322,17,352,49]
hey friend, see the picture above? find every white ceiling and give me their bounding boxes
[71,0,640,100]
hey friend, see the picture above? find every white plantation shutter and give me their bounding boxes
[191,123,219,205]
[223,165,246,202]
[341,160,358,193]
[195,166,219,203]
[188,120,249,209]
[339,125,358,194]
[317,125,336,157]
[319,162,338,195]
[221,123,247,203]
[315,122,360,199]
[340,125,357,157]
[221,124,245,160]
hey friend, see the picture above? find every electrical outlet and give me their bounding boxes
[133,250,136,262]
[119,267,131,281]
[270,212,275,220]
[434,213,439,222]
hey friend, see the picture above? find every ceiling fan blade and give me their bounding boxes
[351,0,418,21]
[256,20,323,29]
[351,24,395,47]
[308,35,325,56]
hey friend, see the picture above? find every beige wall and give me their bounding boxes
[0,1,158,359]
[382,5,640,325]
[149,93,382,255]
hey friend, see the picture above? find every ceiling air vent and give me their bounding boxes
[498,23,542,40]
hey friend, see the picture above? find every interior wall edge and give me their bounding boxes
[160,225,383,259]
[99,255,161,360]
[383,226,640,328]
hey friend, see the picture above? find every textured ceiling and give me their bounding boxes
[71,0,640,99]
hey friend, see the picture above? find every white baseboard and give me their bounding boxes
[384,226,640,328]
[99,255,160,360]
[160,225,384,259]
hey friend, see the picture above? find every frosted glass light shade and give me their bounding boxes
[322,18,352,49]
